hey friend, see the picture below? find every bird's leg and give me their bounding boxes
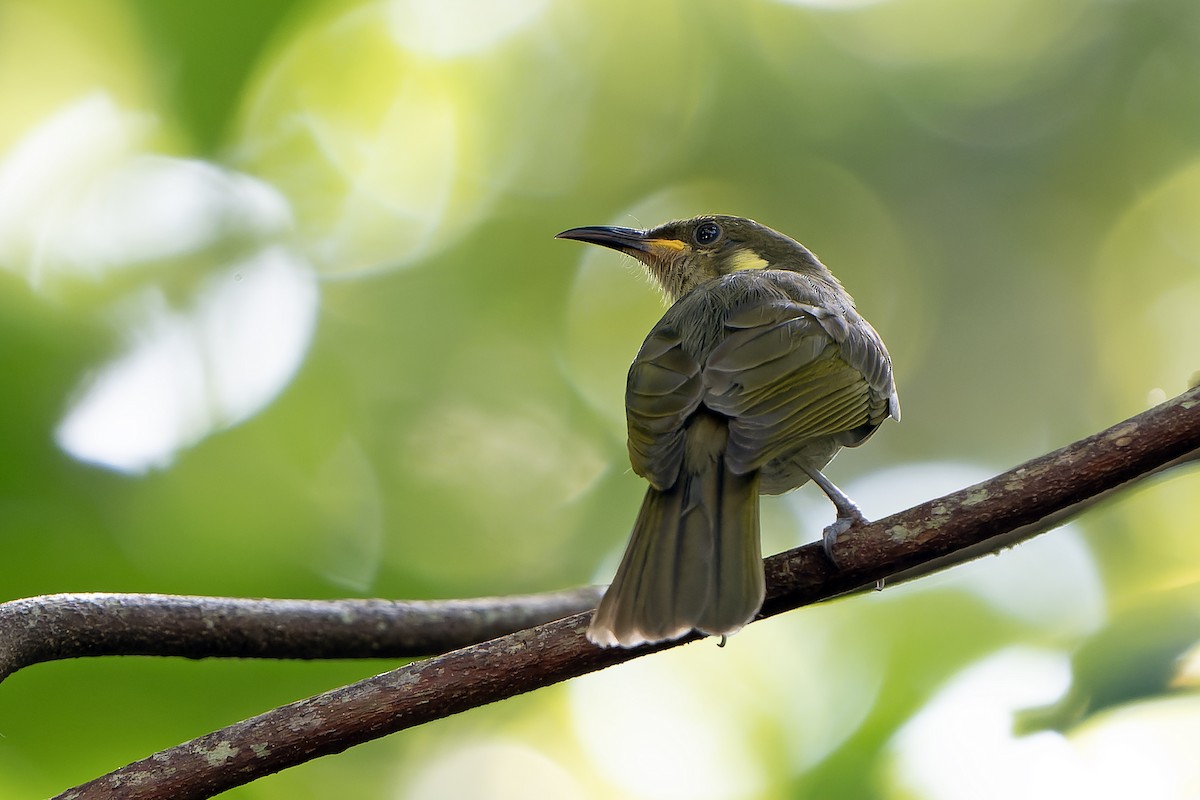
[802,466,868,564]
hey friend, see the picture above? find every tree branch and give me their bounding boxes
[0,588,604,683]
[49,385,1200,799]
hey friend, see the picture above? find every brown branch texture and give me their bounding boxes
[21,385,1200,799]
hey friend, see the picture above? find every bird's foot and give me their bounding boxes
[821,508,869,567]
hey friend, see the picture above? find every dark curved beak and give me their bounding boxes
[556,225,686,262]
[555,225,650,255]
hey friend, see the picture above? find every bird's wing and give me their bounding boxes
[625,326,706,490]
[837,307,901,424]
[703,298,893,474]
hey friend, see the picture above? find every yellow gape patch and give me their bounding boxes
[728,248,769,272]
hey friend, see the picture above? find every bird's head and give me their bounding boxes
[556,215,827,301]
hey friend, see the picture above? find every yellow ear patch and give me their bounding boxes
[728,248,768,271]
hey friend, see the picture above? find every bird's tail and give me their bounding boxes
[587,455,763,648]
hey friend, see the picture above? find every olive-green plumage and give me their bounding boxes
[557,215,899,648]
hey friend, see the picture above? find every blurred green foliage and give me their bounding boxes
[1,0,1199,797]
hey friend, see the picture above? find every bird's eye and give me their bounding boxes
[694,221,721,245]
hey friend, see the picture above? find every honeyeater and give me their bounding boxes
[557,215,899,648]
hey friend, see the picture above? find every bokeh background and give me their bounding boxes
[2,0,1200,797]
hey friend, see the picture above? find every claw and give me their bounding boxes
[821,508,868,566]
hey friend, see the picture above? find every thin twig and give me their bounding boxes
[55,385,1200,800]
[0,589,604,683]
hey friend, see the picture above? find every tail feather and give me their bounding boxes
[588,460,763,647]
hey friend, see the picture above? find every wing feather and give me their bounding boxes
[623,270,897,492]
[625,328,705,489]
[704,298,891,475]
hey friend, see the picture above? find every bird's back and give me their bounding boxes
[627,269,897,496]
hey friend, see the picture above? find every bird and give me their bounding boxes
[556,215,899,648]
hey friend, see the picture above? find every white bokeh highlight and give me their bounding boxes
[890,649,1200,800]
[570,647,766,800]
[0,92,320,473]
[55,247,318,473]
[0,93,290,287]
[386,0,548,58]
[889,647,1081,799]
